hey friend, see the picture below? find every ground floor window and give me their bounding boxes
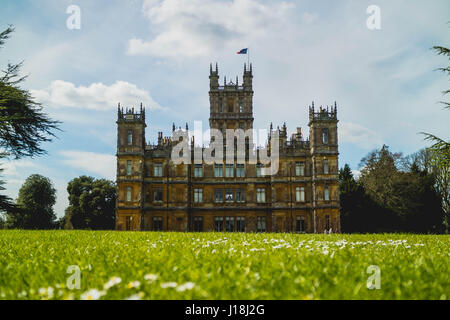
[153,216,163,231]
[225,216,235,232]
[214,216,224,231]
[193,216,203,232]
[126,216,132,231]
[236,216,245,232]
[296,216,305,233]
[257,216,266,232]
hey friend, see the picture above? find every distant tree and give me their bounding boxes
[0,214,4,229]
[358,146,444,233]
[0,26,60,214]
[65,176,116,230]
[5,174,57,229]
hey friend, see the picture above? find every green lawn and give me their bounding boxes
[0,230,448,300]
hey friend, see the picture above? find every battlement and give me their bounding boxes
[209,63,253,92]
[117,103,146,122]
[309,101,337,123]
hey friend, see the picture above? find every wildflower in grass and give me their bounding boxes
[103,276,122,290]
[176,282,195,292]
[125,292,144,300]
[127,281,141,289]
[161,282,178,289]
[80,289,105,300]
[144,274,158,282]
[38,287,54,299]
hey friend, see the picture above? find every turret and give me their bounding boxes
[209,63,219,90]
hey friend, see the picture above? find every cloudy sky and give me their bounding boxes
[0,0,448,217]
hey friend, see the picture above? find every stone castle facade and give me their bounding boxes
[115,63,340,233]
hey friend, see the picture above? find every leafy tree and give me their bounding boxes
[357,146,444,233]
[0,26,60,214]
[5,174,56,229]
[65,176,116,230]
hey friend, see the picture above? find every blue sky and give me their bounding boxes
[0,0,449,217]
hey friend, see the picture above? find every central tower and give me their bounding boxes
[208,63,254,133]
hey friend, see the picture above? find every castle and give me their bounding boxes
[115,63,340,233]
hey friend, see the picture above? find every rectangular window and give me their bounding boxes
[256,164,265,177]
[225,164,234,177]
[236,164,245,177]
[214,189,223,203]
[153,189,163,202]
[228,98,234,113]
[322,128,328,144]
[225,216,235,232]
[236,189,245,203]
[127,130,133,145]
[257,216,266,233]
[296,216,305,233]
[193,217,203,232]
[296,187,305,202]
[214,216,224,232]
[295,162,305,176]
[153,216,163,231]
[236,217,245,232]
[225,189,234,202]
[324,185,330,201]
[219,98,223,113]
[154,163,163,177]
[126,216,132,231]
[194,189,203,203]
[126,187,132,202]
[126,160,132,176]
[214,164,223,177]
[256,188,266,203]
[323,159,329,174]
[325,215,331,231]
[239,101,244,113]
[194,164,203,177]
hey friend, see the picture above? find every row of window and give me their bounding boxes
[125,161,331,177]
[125,186,330,203]
[127,215,312,232]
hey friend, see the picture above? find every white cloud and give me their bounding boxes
[0,160,38,177]
[59,151,116,180]
[127,0,295,57]
[339,122,383,150]
[30,80,163,111]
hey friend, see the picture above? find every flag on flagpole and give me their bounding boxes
[237,48,248,54]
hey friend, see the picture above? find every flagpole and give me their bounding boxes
[248,48,250,66]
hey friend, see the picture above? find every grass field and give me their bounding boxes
[0,230,448,300]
